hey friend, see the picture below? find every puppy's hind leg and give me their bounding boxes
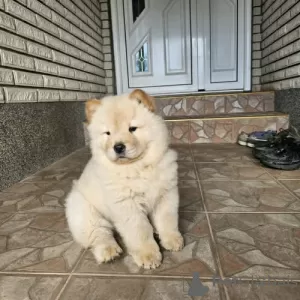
[65,189,122,264]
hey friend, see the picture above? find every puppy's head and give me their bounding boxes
[86,89,168,164]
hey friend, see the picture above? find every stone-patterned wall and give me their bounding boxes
[166,114,289,144]
[155,91,275,117]
[260,0,300,90]
[252,0,263,91]
[0,0,107,103]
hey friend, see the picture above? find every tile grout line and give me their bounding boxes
[188,118,191,145]
[0,211,18,226]
[178,146,227,284]
[252,158,300,206]
[55,249,87,300]
[232,117,236,145]
[70,273,213,280]
[180,210,300,214]
[264,169,300,203]
[54,275,72,300]
[190,156,225,275]
[205,211,300,214]
[2,270,300,282]
[189,178,300,181]
[191,159,231,300]
[0,270,231,281]
[0,271,70,276]
[70,249,87,273]
[187,161,257,164]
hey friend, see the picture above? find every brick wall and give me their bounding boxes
[0,0,109,103]
[0,0,115,190]
[100,0,114,95]
[252,0,263,91]
[260,0,300,90]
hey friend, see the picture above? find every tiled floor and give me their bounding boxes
[1,144,300,299]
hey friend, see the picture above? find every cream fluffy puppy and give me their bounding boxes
[65,89,183,269]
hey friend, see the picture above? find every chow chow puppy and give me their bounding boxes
[65,89,183,269]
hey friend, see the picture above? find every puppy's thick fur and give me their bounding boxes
[65,89,183,269]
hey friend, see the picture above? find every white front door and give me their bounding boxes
[111,0,251,95]
[123,0,197,90]
[201,0,248,91]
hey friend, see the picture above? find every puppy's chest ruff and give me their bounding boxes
[109,166,164,202]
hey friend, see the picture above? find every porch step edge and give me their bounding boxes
[165,112,288,122]
[155,90,274,99]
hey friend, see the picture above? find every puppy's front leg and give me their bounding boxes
[114,205,161,269]
[151,187,184,251]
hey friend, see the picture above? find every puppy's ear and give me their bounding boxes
[85,99,101,123]
[129,89,156,113]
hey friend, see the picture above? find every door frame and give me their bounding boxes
[111,0,252,95]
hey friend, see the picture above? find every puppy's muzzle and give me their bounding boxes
[114,143,126,155]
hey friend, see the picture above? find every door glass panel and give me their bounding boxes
[132,0,145,22]
[135,42,148,72]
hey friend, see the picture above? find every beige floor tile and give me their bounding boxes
[201,180,299,212]
[0,212,83,273]
[209,213,300,279]
[0,275,67,300]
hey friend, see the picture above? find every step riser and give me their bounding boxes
[84,116,289,146]
[156,92,275,117]
[167,116,289,144]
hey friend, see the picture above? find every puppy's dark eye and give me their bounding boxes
[104,131,110,135]
[129,127,137,133]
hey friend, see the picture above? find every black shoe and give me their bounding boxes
[260,141,300,170]
[237,130,277,148]
[253,136,295,160]
[259,129,290,147]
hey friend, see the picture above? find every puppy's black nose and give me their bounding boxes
[114,143,126,154]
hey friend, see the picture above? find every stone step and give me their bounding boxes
[155,91,275,117]
[166,112,289,144]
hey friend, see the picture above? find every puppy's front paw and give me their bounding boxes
[160,231,184,252]
[132,243,162,269]
[92,242,123,264]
